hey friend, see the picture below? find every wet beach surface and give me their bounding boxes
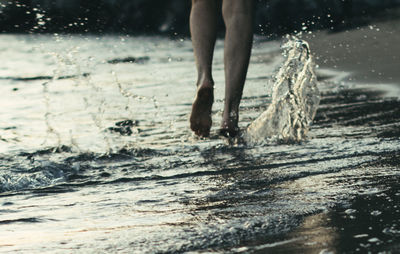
[0,32,399,253]
[304,13,400,86]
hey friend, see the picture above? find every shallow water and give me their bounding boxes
[0,34,399,253]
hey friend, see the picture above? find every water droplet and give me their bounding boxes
[354,234,368,238]
[371,210,381,216]
[344,209,356,215]
[368,237,380,243]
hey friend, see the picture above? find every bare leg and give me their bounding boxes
[189,0,218,137]
[220,0,253,137]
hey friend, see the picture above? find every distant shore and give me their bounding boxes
[1,0,400,36]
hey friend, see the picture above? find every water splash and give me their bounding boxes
[42,81,62,147]
[245,35,320,143]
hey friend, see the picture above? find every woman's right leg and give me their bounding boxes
[220,0,254,137]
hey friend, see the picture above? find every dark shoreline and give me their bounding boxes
[255,168,400,253]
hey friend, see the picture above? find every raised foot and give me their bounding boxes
[190,85,214,137]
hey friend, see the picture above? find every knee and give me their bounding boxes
[191,0,218,12]
[222,0,254,20]
[192,0,215,5]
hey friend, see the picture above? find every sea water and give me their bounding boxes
[0,34,399,253]
[245,35,320,143]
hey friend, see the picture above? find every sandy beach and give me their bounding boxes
[0,12,399,252]
[304,11,400,86]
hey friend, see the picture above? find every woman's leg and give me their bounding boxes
[189,0,218,137]
[220,0,253,137]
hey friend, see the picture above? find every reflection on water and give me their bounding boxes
[0,34,399,253]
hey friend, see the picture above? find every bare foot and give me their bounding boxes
[190,82,214,137]
[219,111,239,138]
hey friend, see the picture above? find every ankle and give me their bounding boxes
[223,103,239,118]
[197,75,214,88]
[221,110,239,127]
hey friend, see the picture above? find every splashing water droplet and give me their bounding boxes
[245,35,320,144]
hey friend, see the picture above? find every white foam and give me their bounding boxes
[245,35,320,143]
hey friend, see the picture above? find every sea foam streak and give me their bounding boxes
[245,36,320,143]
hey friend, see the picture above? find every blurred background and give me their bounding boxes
[1,0,400,36]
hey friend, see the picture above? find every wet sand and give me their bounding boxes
[0,31,399,253]
[269,16,400,252]
[304,12,400,86]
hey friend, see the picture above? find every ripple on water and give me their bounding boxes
[0,35,399,253]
